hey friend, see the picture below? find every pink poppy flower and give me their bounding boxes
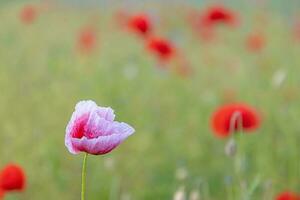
[65,100,135,155]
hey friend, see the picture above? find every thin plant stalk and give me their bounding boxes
[228,111,245,198]
[82,153,88,200]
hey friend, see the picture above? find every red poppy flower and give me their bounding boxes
[174,53,193,77]
[0,164,26,192]
[190,17,215,42]
[221,88,237,103]
[146,36,175,62]
[198,27,216,42]
[0,188,4,199]
[200,5,238,28]
[293,21,300,41]
[115,9,130,28]
[211,103,260,138]
[276,191,300,200]
[20,5,37,24]
[128,14,152,38]
[77,27,97,53]
[246,32,265,52]
[188,9,215,42]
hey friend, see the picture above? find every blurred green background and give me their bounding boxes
[0,1,300,199]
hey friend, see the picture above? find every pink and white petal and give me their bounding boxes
[71,128,134,155]
[65,100,98,154]
[66,100,97,135]
[96,107,115,122]
[112,122,135,136]
[65,100,135,155]
[65,136,80,154]
[75,100,98,113]
[85,111,112,138]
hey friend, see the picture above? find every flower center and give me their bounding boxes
[72,115,89,139]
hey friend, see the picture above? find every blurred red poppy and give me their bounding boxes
[77,27,97,53]
[211,103,260,138]
[276,191,300,200]
[20,5,37,24]
[200,5,238,28]
[190,13,215,42]
[128,14,152,38]
[0,188,4,199]
[198,27,216,42]
[146,36,175,62]
[115,10,129,28]
[0,164,26,192]
[246,32,266,52]
[189,5,237,42]
[222,88,237,103]
[174,53,193,77]
[293,21,300,41]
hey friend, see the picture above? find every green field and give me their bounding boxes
[0,2,300,200]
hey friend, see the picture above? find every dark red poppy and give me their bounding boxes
[200,5,238,28]
[77,27,97,53]
[128,14,152,38]
[246,32,265,52]
[20,5,37,24]
[0,164,26,192]
[276,192,300,200]
[211,103,260,138]
[146,36,175,62]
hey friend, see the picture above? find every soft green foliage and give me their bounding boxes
[0,2,300,200]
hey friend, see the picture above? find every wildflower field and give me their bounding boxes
[0,1,300,200]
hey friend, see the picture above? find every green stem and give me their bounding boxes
[81,153,88,200]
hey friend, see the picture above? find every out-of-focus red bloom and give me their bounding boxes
[222,88,237,103]
[189,5,237,42]
[0,188,5,199]
[146,37,175,62]
[114,9,130,28]
[20,5,37,24]
[198,27,216,42]
[246,32,266,52]
[174,53,193,77]
[77,27,97,53]
[188,8,215,42]
[200,5,238,28]
[211,103,260,138]
[276,191,300,200]
[128,14,152,38]
[293,21,300,41]
[0,164,26,192]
